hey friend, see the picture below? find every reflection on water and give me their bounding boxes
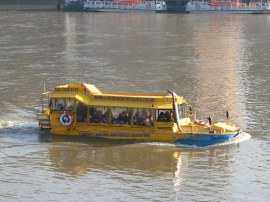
[189,15,246,124]
[46,137,241,202]
[48,140,176,176]
[0,119,261,201]
[173,151,185,192]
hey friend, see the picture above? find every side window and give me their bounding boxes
[51,98,75,112]
[65,99,75,111]
[111,108,131,125]
[178,104,188,119]
[76,102,88,123]
[51,98,65,111]
[133,109,154,126]
[51,99,57,110]
[90,106,110,124]
[156,109,174,122]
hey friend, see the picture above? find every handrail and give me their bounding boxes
[167,90,184,132]
[84,0,165,7]
[36,92,50,121]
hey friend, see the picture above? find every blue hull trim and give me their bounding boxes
[175,132,240,147]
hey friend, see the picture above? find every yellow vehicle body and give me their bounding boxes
[38,83,241,147]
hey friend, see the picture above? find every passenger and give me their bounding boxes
[148,113,154,126]
[93,110,103,123]
[57,103,64,111]
[134,111,141,125]
[158,112,166,122]
[90,107,97,122]
[170,110,174,122]
[101,109,109,124]
[141,110,150,126]
[64,99,74,111]
[165,111,172,122]
[65,101,74,111]
[117,111,129,124]
[76,103,87,123]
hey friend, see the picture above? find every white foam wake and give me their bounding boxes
[144,132,251,148]
[0,120,36,129]
[216,132,251,146]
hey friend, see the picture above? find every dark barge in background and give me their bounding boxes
[0,0,188,13]
[63,0,187,13]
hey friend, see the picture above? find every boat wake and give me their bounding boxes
[0,102,37,130]
[145,142,176,147]
[217,132,251,146]
[144,132,251,148]
[0,119,36,129]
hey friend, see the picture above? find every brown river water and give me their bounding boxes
[0,6,270,201]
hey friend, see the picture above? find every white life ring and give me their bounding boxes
[60,111,74,126]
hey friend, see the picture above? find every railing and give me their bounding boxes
[187,0,270,10]
[36,92,51,130]
[84,0,166,10]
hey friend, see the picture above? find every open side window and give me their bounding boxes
[156,109,174,122]
[51,98,75,112]
[177,104,189,119]
[133,109,154,126]
[111,108,131,125]
[90,106,110,124]
[76,102,88,123]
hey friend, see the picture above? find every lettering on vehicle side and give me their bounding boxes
[81,133,150,138]
[211,136,229,141]
[94,95,155,102]
[55,87,79,92]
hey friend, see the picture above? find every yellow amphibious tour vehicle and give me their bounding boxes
[37,83,241,147]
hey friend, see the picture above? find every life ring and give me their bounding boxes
[60,111,74,126]
[194,120,206,126]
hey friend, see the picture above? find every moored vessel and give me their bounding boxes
[64,0,85,11]
[186,0,270,14]
[37,83,241,147]
[83,0,167,12]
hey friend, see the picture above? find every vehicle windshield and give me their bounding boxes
[177,103,189,119]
